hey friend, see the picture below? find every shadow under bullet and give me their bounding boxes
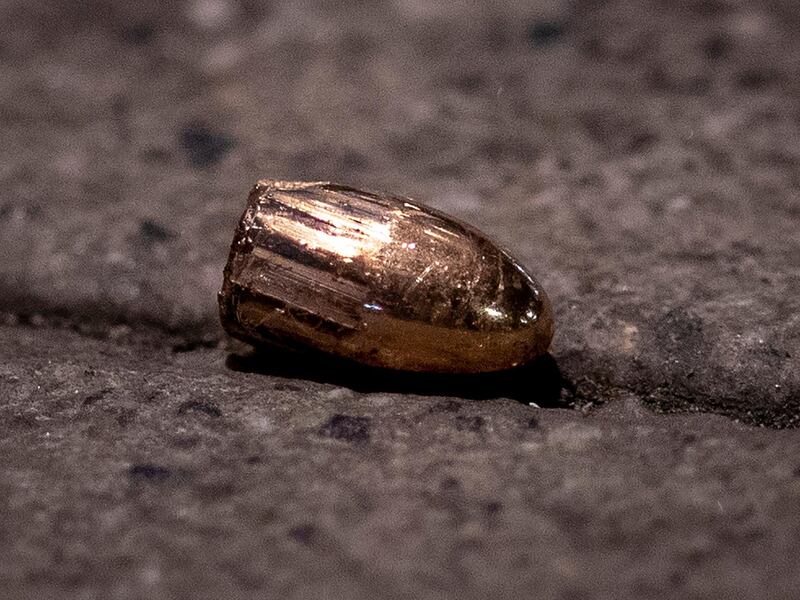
[226,347,571,407]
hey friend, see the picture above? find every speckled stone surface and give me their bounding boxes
[1,0,799,598]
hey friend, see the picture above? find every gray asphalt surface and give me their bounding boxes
[1,0,799,598]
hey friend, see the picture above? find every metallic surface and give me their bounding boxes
[219,180,554,373]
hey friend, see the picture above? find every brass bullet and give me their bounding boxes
[219,180,554,373]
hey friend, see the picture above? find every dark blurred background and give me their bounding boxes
[1,1,799,598]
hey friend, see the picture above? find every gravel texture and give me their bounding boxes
[1,0,799,598]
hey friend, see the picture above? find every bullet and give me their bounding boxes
[219,180,554,373]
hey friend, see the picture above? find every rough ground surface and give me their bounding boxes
[1,0,799,598]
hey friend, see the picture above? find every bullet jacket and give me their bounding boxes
[219,180,554,373]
